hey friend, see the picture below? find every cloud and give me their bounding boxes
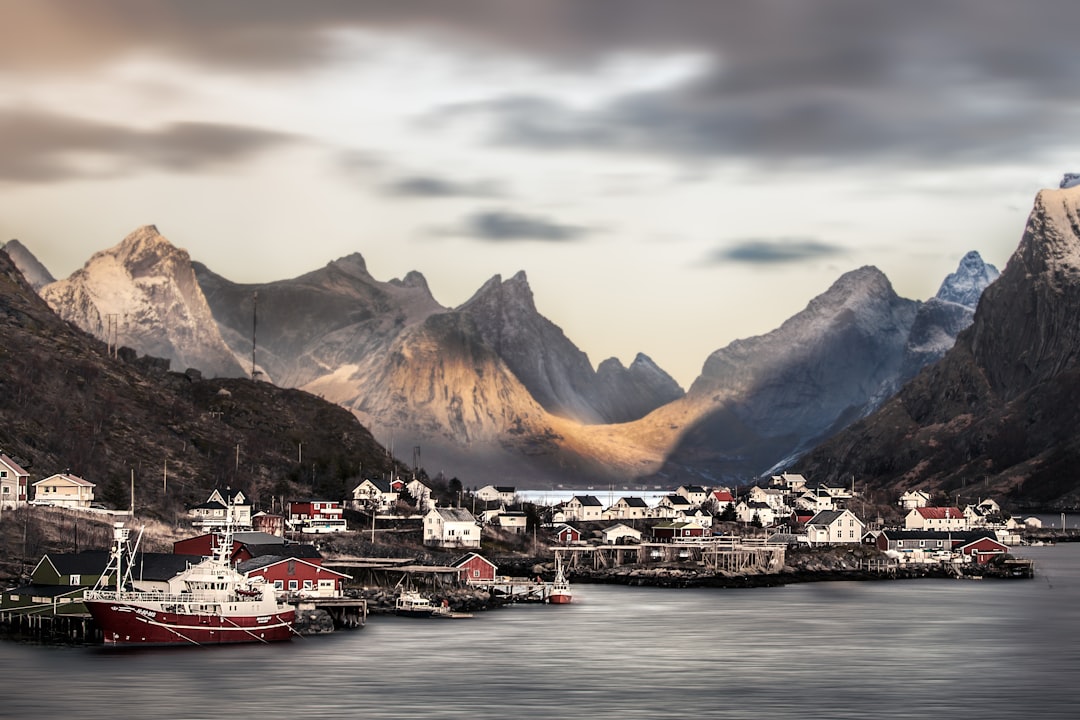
[0,109,296,183]
[383,175,503,198]
[711,238,845,265]
[454,209,588,242]
[5,2,1080,170]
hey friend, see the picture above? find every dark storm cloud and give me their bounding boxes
[712,238,845,265]
[458,210,588,242]
[0,110,296,183]
[383,175,503,198]
[6,2,1080,167]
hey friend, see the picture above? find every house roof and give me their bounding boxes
[0,454,29,476]
[712,490,734,502]
[452,552,498,569]
[33,473,94,487]
[602,523,641,536]
[619,496,649,507]
[243,543,321,560]
[37,551,109,578]
[679,485,707,494]
[806,510,856,527]
[552,523,579,535]
[914,507,964,519]
[879,529,996,542]
[356,478,393,493]
[493,486,516,493]
[432,507,477,523]
[237,555,350,578]
[663,494,691,506]
[571,495,603,506]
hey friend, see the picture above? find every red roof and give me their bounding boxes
[712,490,734,502]
[916,507,963,519]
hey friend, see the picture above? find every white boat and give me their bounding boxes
[395,589,441,618]
[83,515,295,646]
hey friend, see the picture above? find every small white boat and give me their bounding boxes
[395,589,438,618]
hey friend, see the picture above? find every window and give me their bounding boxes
[288,580,299,591]
[473,569,481,578]
[274,580,284,590]
[303,580,313,590]
[69,574,81,585]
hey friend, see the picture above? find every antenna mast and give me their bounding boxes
[251,291,258,380]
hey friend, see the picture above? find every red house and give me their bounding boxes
[453,552,499,583]
[237,557,351,597]
[652,521,708,541]
[552,524,581,544]
[287,498,346,533]
[173,531,323,565]
[958,536,1009,564]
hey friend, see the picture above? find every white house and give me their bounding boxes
[905,507,968,531]
[600,523,643,544]
[602,496,650,521]
[351,478,398,511]
[494,511,528,535]
[475,485,516,504]
[0,454,30,510]
[898,490,932,509]
[424,507,480,549]
[32,473,95,508]
[189,488,252,528]
[405,479,436,512]
[675,485,709,506]
[736,500,777,527]
[805,509,865,545]
[563,495,604,522]
[770,473,808,492]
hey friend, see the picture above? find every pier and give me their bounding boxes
[557,538,786,573]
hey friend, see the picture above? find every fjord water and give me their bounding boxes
[3,545,1078,720]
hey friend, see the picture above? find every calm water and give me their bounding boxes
[3,545,1079,719]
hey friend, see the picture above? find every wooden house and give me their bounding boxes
[237,556,350,597]
[602,496,650,521]
[563,495,604,522]
[805,509,864,545]
[551,523,581,544]
[188,488,252,529]
[0,453,30,510]
[424,507,480,549]
[651,520,708,542]
[453,552,499,583]
[287,498,346,533]
[600,523,642,544]
[905,507,968,531]
[31,473,95,508]
[475,485,517,504]
[351,478,398,510]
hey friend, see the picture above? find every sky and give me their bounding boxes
[1,1,1076,388]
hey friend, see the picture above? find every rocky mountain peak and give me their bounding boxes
[1,239,55,290]
[326,252,371,279]
[462,270,536,315]
[935,250,1000,307]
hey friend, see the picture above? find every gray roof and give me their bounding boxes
[572,495,603,506]
[434,507,477,522]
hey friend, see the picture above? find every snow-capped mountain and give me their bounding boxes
[1,239,55,290]
[40,226,244,378]
[797,183,1080,507]
[900,251,999,379]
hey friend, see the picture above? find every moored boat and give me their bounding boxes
[395,589,441,618]
[83,518,295,646]
[547,555,572,605]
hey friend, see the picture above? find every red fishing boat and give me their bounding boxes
[547,554,572,605]
[83,518,295,646]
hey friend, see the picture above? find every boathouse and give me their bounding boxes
[453,552,498,583]
[238,556,351,597]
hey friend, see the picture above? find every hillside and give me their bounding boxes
[0,245,398,522]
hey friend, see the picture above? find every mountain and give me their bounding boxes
[1,239,55,290]
[0,243,395,516]
[458,271,683,424]
[40,226,244,378]
[796,184,1080,508]
[900,251,999,381]
[194,253,444,387]
[619,266,921,484]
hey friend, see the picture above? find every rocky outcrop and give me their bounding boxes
[1,239,55,290]
[40,226,244,377]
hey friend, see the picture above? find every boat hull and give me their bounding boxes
[547,592,572,605]
[86,601,295,646]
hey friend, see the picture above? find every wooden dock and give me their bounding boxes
[556,539,786,573]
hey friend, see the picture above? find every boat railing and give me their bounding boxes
[83,589,223,603]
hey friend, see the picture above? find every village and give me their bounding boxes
[0,450,1047,643]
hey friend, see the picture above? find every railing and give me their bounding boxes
[83,590,221,603]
